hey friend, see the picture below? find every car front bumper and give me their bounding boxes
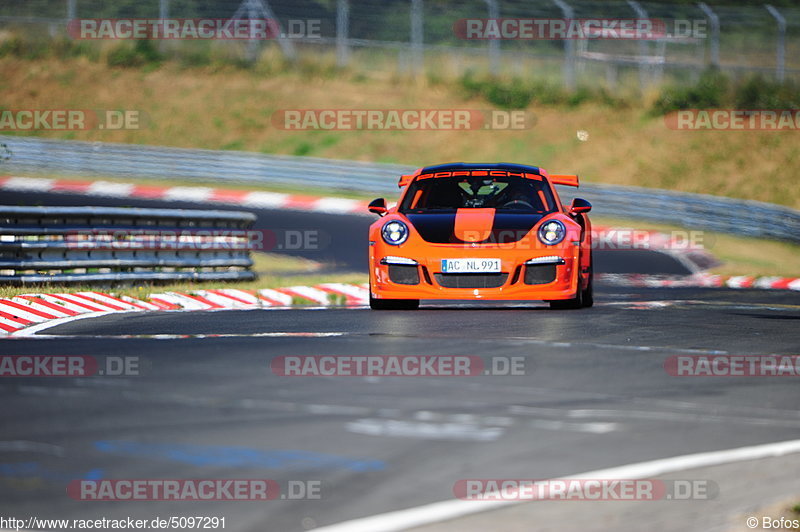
[369,242,582,301]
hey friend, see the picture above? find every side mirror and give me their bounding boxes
[368,198,388,216]
[569,198,592,215]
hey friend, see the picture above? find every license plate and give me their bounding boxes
[441,258,501,273]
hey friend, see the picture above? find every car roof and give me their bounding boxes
[419,162,542,175]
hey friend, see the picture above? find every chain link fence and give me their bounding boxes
[1,0,799,88]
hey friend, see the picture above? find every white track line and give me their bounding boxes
[313,438,800,532]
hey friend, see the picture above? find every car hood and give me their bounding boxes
[405,210,545,244]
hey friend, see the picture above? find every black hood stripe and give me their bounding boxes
[407,213,543,244]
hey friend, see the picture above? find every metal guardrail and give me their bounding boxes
[1,135,799,244]
[0,135,409,194]
[574,183,800,243]
[0,205,256,283]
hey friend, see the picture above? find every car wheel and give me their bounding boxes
[581,263,594,308]
[550,254,593,310]
[548,288,582,310]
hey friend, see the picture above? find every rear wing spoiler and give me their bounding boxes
[549,174,579,187]
[399,169,579,187]
[398,174,414,188]
[398,168,422,188]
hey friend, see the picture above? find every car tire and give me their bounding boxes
[369,289,420,310]
[550,253,593,310]
[548,288,582,310]
[581,262,594,308]
[581,275,594,307]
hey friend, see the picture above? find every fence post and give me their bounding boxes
[698,2,720,68]
[552,0,576,90]
[627,1,650,91]
[765,4,786,82]
[484,0,500,76]
[336,0,350,67]
[410,0,424,77]
[263,0,297,62]
[247,0,259,63]
[230,0,296,63]
[159,0,169,53]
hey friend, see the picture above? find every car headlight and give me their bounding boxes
[382,220,409,245]
[537,220,566,245]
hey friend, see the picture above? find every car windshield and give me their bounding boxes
[399,174,557,214]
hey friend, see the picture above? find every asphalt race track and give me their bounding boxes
[0,191,798,531]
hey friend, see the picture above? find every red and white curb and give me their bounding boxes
[598,273,800,290]
[0,176,368,215]
[0,283,371,336]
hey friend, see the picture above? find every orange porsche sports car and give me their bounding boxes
[367,163,593,310]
